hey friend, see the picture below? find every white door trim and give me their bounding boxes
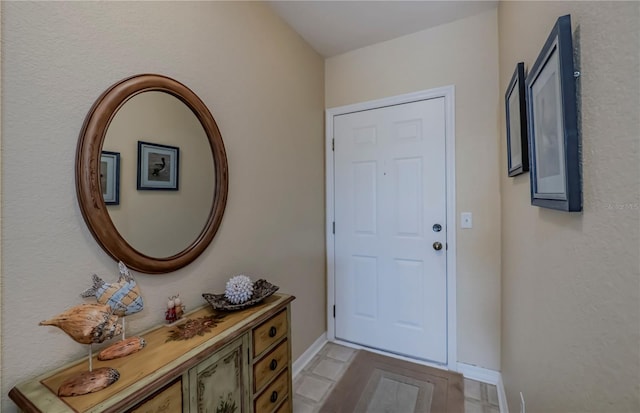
[325,86,457,370]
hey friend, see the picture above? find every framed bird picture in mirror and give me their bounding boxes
[137,141,180,190]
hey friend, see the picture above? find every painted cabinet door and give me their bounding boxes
[188,336,250,413]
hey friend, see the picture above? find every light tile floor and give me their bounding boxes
[293,342,500,413]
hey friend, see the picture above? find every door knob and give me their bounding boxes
[433,242,443,251]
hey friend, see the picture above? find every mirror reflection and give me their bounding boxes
[103,91,215,258]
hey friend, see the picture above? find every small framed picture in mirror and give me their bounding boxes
[137,141,180,190]
[101,151,120,205]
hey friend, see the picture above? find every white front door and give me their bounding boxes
[333,97,447,364]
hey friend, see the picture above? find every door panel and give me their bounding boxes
[334,98,447,363]
[352,255,378,319]
[394,157,423,236]
[353,161,377,234]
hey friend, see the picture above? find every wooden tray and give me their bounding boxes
[203,279,279,311]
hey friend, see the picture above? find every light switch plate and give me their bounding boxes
[461,212,472,228]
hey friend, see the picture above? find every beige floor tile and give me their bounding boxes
[325,343,356,362]
[312,358,346,381]
[300,354,323,374]
[293,396,317,413]
[296,375,333,403]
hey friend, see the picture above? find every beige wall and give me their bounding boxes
[499,2,640,412]
[0,2,3,397]
[326,9,502,370]
[1,2,325,411]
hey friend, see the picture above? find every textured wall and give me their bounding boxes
[325,9,502,370]
[1,2,325,411]
[499,2,640,412]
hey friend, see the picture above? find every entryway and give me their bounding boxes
[325,86,457,368]
[292,342,499,413]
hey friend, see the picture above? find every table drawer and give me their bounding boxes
[253,310,287,357]
[254,369,288,413]
[254,339,288,391]
[127,378,182,413]
[275,397,291,413]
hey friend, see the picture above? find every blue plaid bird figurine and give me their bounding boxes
[81,261,144,316]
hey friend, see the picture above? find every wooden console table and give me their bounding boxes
[9,294,295,413]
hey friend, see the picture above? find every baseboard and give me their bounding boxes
[292,332,327,378]
[457,362,508,413]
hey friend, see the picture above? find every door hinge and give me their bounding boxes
[247,347,250,364]
[333,305,336,318]
[332,222,335,234]
[332,138,335,151]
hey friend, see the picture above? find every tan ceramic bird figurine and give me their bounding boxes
[39,303,122,344]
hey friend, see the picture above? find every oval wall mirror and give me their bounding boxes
[76,74,228,274]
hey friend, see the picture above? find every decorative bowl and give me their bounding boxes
[202,279,279,311]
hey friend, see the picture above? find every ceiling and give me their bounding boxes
[267,1,498,58]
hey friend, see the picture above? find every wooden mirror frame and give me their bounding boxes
[76,74,228,274]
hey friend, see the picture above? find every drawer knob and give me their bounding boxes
[268,326,277,337]
[269,359,278,370]
[270,391,278,403]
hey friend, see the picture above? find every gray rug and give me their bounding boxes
[320,350,464,413]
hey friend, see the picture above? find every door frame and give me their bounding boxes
[325,86,457,371]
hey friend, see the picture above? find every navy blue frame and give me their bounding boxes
[101,151,120,205]
[505,62,529,177]
[525,14,581,211]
